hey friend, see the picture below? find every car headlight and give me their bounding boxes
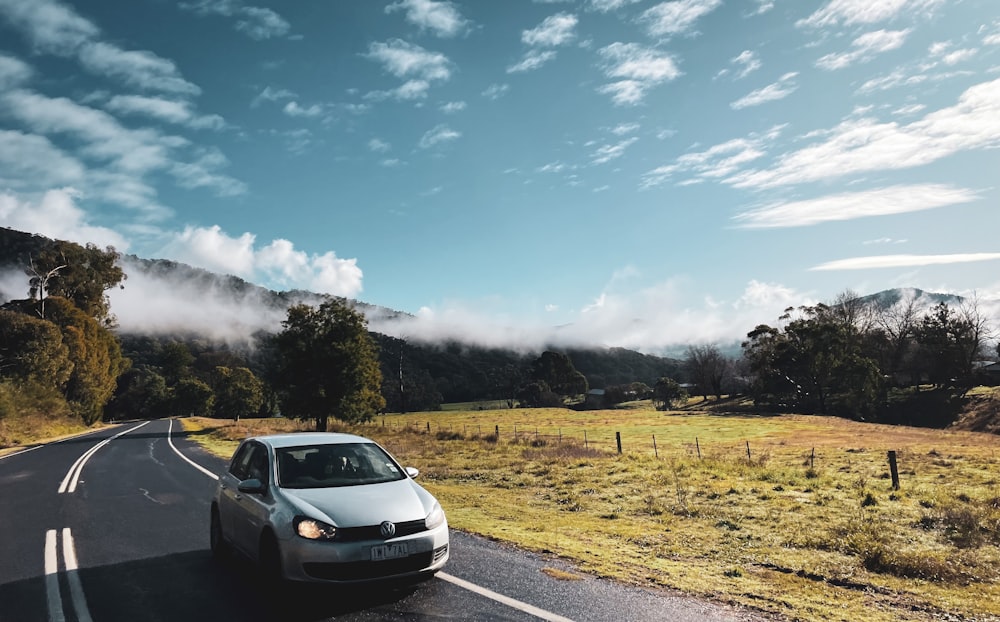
[425,503,445,530]
[294,516,337,541]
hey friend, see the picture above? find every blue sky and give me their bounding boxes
[1,0,999,350]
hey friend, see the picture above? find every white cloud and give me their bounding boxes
[731,50,761,79]
[597,42,681,105]
[0,53,32,89]
[729,78,1000,189]
[418,124,461,148]
[522,13,578,47]
[283,101,325,117]
[0,130,84,189]
[591,137,639,164]
[815,29,910,71]
[159,225,363,297]
[507,50,558,73]
[385,0,470,38]
[365,39,452,82]
[368,138,391,152]
[642,126,782,188]
[733,184,979,228]
[179,0,291,40]
[588,0,642,12]
[811,253,1000,271]
[730,72,798,109]
[440,100,466,113]
[0,188,128,249]
[482,83,510,99]
[0,0,201,95]
[640,0,722,37]
[251,86,296,108]
[0,0,98,55]
[105,94,224,129]
[798,0,945,28]
[374,278,811,351]
[611,122,640,135]
[169,148,247,197]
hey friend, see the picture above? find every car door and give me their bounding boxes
[218,440,255,553]
[230,442,275,558]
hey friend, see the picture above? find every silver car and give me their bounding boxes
[210,432,449,583]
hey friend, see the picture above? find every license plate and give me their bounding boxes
[370,543,408,561]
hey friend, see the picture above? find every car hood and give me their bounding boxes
[281,479,434,527]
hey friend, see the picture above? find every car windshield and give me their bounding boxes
[275,442,407,489]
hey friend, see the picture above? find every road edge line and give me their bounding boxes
[437,571,576,622]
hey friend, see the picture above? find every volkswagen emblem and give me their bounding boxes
[379,521,396,538]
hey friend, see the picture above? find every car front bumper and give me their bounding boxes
[278,521,450,583]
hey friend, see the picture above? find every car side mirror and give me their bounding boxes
[405,467,419,479]
[238,478,266,494]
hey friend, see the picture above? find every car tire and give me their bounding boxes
[209,506,229,561]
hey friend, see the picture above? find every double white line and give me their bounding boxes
[58,422,149,494]
[45,528,92,622]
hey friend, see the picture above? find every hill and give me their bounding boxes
[0,227,683,405]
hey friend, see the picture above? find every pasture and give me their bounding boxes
[187,408,1000,622]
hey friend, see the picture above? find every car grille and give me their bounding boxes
[335,519,427,542]
[303,545,447,581]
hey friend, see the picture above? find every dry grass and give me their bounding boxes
[182,409,1000,622]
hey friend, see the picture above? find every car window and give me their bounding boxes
[277,442,406,489]
[246,443,270,485]
[229,442,254,480]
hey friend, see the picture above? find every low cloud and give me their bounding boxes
[369,279,813,352]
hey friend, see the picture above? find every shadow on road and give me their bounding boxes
[1,549,429,622]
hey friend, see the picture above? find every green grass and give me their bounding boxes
[184,408,1000,622]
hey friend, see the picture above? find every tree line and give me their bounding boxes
[1,236,995,433]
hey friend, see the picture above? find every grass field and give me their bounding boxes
[182,406,1000,622]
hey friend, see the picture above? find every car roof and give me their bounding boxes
[251,432,376,449]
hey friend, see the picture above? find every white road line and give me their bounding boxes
[166,419,219,480]
[58,422,150,494]
[0,427,107,462]
[437,572,576,622]
[44,530,65,622]
[62,528,93,622]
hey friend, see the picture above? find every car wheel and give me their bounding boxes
[210,506,229,560]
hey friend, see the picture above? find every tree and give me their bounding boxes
[653,377,685,411]
[44,296,128,424]
[913,301,989,391]
[172,377,215,418]
[529,351,588,397]
[742,304,882,418]
[212,366,264,421]
[271,299,385,430]
[516,381,562,408]
[106,366,168,420]
[684,345,731,400]
[0,309,73,388]
[28,241,125,326]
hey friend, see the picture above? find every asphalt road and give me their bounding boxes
[0,420,769,622]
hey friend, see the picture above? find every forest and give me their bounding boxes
[0,226,996,434]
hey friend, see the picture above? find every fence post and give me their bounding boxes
[584,430,588,448]
[616,431,622,454]
[810,447,815,469]
[696,437,701,459]
[426,421,430,433]
[653,434,658,458]
[888,450,900,490]
[495,424,499,438]
[746,441,752,463]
